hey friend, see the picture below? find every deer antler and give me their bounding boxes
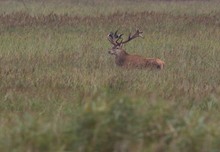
[121,29,143,44]
[107,29,143,46]
[107,30,123,46]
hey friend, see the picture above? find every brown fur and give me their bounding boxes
[109,48,165,69]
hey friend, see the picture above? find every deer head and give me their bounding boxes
[107,29,143,56]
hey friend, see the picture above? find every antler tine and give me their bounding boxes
[109,32,114,37]
[121,29,143,44]
[107,35,118,46]
[114,30,118,37]
[116,34,123,43]
[135,29,143,38]
[107,30,124,46]
[118,34,123,39]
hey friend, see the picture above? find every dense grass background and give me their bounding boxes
[0,0,220,152]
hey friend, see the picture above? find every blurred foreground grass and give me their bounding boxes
[0,0,220,152]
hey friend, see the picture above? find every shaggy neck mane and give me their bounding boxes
[115,49,128,66]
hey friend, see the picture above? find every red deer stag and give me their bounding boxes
[107,29,165,69]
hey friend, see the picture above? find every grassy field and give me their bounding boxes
[0,0,220,151]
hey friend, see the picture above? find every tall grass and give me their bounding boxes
[0,0,220,151]
[1,0,220,16]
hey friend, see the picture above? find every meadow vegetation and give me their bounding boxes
[0,0,220,151]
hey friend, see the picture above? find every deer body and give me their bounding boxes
[107,29,165,70]
[109,47,165,69]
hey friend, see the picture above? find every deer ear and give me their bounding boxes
[119,43,124,48]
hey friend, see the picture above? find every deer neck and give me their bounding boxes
[115,50,128,66]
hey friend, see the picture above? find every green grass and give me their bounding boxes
[0,0,220,152]
[1,0,220,16]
